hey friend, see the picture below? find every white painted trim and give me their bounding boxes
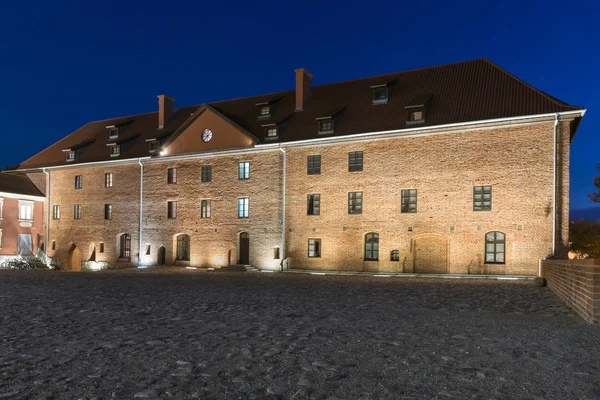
[146,147,281,163]
[0,191,45,201]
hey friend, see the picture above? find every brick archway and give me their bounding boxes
[413,234,448,274]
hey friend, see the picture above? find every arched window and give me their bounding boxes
[120,234,131,259]
[485,231,505,264]
[390,250,400,262]
[364,233,379,261]
[176,234,190,261]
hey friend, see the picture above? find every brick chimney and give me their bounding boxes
[294,69,313,111]
[157,95,175,129]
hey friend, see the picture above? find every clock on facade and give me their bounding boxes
[202,128,213,142]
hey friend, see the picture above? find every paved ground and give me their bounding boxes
[0,269,599,400]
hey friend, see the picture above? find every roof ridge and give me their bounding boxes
[480,58,583,110]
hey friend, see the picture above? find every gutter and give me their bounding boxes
[138,158,144,267]
[552,113,559,256]
[279,145,286,271]
[43,168,50,264]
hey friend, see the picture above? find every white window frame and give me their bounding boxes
[52,205,60,220]
[238,197,249,218]
[109,145,120,157]
[0,197,3,219]
[18,200,34,221]
[201,199,211,219]
[105,172,114,188]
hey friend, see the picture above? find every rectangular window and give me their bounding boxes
[149,140,159,153]
[348,192,363,214]
[104,204,112,220]
[260,106,270,116]
[99,242,104,253]
[146,245,151,255]
[19,202,33,221]
[349,151,363,172]
[201,199,211,219]
[74,204,82,220]
[408,110,424,123]
[318,119,333,134]
[109,127,119,138]
[52,205,60,220]
[266,127,278,137]
[273,247,280,259]
[167,168,177,184]
[167,201,177,219]
[401,189,417,213]
[238,197,249,218]
[307,194,320,215]
[52,240,56,251]
[238,162,250,180]
[201,165,212,182]
[308,239,321,258]
[473,185,492,211]
[307,155,321,175]
[109,145,120,157]
[65,151,75,162]
[74,175,82,189]
[372,86,388,104]
[105,172,113,188]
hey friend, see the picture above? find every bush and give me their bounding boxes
[570,220,600,258]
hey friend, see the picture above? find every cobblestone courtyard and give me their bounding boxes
[0,270,599,400]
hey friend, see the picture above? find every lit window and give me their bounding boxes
[74,175,82,189]
[168,168,177,184]
[485,231,505,264]
[109,145,120,157]
[74,204,82,220]
[364,233,379,261]
[167,201,177,219]
[19,202,33,221]
[66,151,75,162]
[348,192,362,214]
[308,239,321,258]
[105,172,113,188]
[52,205,60,220]
[307,194,320,215]
[201,199,211,219]
[474,186,492,211]
[238,197,249,218]
[266,127,278,138]
[238,162,250,180]
[104,204,112,220]
[318,119,334,134]
[401,189,417,213]
[260,106,270,117]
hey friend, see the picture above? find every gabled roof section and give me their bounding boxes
[0,173,44,197]
[15,58,584,170]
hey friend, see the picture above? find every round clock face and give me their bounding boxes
[202,128,213,142]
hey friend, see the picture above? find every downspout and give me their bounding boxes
[279,145,286,271]
[552,113,559,256]
[138,158,144,267]
[43,168,50,265]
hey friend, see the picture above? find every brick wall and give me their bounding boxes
[540,259,600,323]
[284,121,566,275]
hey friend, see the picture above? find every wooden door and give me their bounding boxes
[239,233,249,265]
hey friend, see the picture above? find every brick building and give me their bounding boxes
[0,174,45,264]
[8,58,586,275]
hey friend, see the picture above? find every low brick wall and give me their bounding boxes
[540,259,600,323]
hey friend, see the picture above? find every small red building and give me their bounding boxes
[0,174,45,264]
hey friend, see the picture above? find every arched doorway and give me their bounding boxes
[413,235,448,274]
[157,246,166,265]
[68,244,82,271]
[238,232,249,265]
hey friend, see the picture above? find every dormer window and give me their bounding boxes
[109,145,120,157]
[260,106,270,117]
[408,110,424,122]
[405,94,431,125]
[109,126,119,138]
[318,119,334,134]
[65,151,75,162]
[266,127,278,138]
[371,86,389,105]
[148,140,159,153]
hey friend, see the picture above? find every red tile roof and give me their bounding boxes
[15,58,583,170]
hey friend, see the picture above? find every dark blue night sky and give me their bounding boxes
[1,0,598,212]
